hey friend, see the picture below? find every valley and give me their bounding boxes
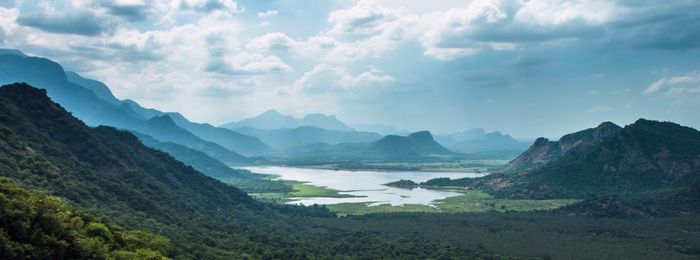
[1,2,700,256]
[236,166,580,215]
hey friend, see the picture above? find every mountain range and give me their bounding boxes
[422,120,700,211]
[235,126,382,149]
[435,129,530,158]
[222,109,354,132]
[278,130,456,161]
[0,49,269,159]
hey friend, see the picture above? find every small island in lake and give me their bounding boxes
[384,179,419,189]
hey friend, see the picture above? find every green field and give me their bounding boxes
[321,190,579,216]
[249,179,361,203]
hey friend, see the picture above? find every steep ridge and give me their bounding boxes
[502,122,622,172]
[425,120,700,203]
[166,112,272,156]
[0,50,261,161]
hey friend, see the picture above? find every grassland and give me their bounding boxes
[324,190,580,216]
[249,179,361,203]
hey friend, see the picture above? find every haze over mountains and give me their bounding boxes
[0,49,530,162]
[222,109,354,132]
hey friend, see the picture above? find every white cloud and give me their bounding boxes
[257,10,278,18]
[293,64,394,93]
[644,72,700,94]
[176,0,243,13]
[247,32,297,52]
[643,78,668,94]
[514,0,615,26]
[327,0,400,36]
[643,71,700,106]
[208,52,293,74]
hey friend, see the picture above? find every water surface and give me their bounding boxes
[241,166,488,206]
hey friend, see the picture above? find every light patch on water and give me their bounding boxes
[240,166,488,206]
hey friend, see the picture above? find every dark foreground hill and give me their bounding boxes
[422,120,700,212]
[0,177,169,259]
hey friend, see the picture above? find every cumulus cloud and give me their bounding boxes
[293,64,394,93]
[177,0,243,13]
[16,10,109,36]
[327,0,400,36]
[206,52,293,74]
[247,32,297,51]
[257,10,278,18]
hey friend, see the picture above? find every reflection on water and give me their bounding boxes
[241,166,488,206]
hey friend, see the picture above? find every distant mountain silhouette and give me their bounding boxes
[350,123,410,136]
[436,129,529,158]
[280,130,456,160]
[235,125,382,149]
[0,49,269,158]
[222,109,354,131]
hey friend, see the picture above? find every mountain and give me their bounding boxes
[350,123,410,136]
[166,112,272,156]
[0,83,259,257]
[0,82,481,259]
[280,130,456,160]
[423,120,700,205]
[65,71,121,105]
[440,128,488,141]
[235,126,382,149]
[132,132,290,193]
[436,129,530,158]
[222,109,354,131]
[0,49,266,160]
[501,122,622,172]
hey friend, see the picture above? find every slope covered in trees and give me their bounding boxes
[0,83,486,258]
[422,120,700,214]
[0,177,169,259]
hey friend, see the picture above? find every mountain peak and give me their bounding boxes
[408,130,434,141]
[261,109,284,117]
[148,114,176,126]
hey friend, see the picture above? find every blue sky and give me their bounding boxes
[0,0,699,138]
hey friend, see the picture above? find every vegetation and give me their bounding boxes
[384,179,419,189]
[324,190,578,216]
[1,82,700,259]
[422,120,700,210]
[286,180,359,198]
[134,132,292,193]
[0,177,169,259]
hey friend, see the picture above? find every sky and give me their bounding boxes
[0,0,699,138]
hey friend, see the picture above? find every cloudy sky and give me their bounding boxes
[1,0,699,138]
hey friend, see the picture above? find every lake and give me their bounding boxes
[241,166,488,206]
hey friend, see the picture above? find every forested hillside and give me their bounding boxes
[0,83,481,258]
[0,177,169,259]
